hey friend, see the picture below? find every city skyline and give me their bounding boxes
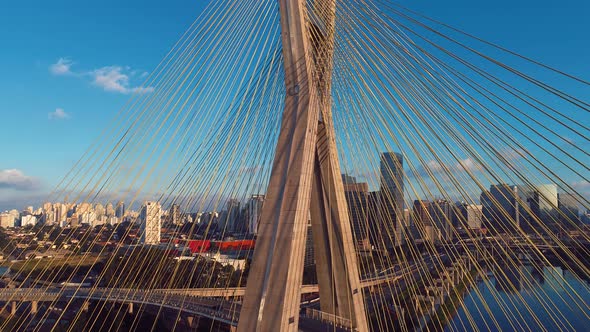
[2,159,586,236]
[1,158,587,216]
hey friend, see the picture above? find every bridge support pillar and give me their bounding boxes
[128,303,133,314]
[10,301,16,315]
[237,0,368,331]
[31,301,38,315]
[186,316,195,328]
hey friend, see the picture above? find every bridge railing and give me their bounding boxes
[303,307,355,330]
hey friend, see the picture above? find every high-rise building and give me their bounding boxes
[533,184,558,230]
[140,201,162,245]
[79,212,97,225]
[225,199,241,232]
[55,203,67,225]
[170,203,181,225]
[76,203,92,215]
[198,212,219,226]
[455,203,483,230]
[343,179,371,250]
[558,193,580,229]
[115,201,125,219]
[430,199,454,242]
[95,203,105,218]
[43,210,55,225]
[515,184,558,233]
[481,184,520,234]
[535,184,558,211]
[412,200,437,243]
[341,174,357,184]
[246,195,265,235]
[412,199,431,232]
[21,215,37,227]
[0,213,15,228]
[106,203,115,217]
[379,152,404,247]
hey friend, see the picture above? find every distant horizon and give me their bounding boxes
[2,178,587,214]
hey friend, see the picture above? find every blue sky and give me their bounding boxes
[0,0,588,210]
[0,0,208,209]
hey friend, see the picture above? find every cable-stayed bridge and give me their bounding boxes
[0,0,589,331]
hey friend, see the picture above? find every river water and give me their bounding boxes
[444,262,590,331]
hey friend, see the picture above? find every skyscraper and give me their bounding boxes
[225,199,241,232]
[430,199,454,242]
[105,203,115,217]
[170,203,181,225]
[56,203,67,227]
[246,195,265,235]
[558,193,580,229]
[455,203,483,230]
[343,178,370,250]
[95,203,105,218]
[0,213,15,228]
[380,152,404,247]
[481,184,520,234]
[504,184,558,234]
[412,200,434,242]
[535,184,558,211]
[341,174,357,184]
[115,201,125,219]
[140,201,162,245]
[412,200,431,226]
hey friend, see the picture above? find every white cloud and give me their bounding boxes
[412,157,482,178]
[91,66,153,94]
[572,180,590,191]
[49,58,73,75]
[91,66,130,93]
[50,57,153,94]
[0,169,40,191]
[425,160,446,173]
[48,108,69,120]
[455,157,482,173]
[570,180,590,202]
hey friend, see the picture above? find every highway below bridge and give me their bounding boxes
[0,270,408,330]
